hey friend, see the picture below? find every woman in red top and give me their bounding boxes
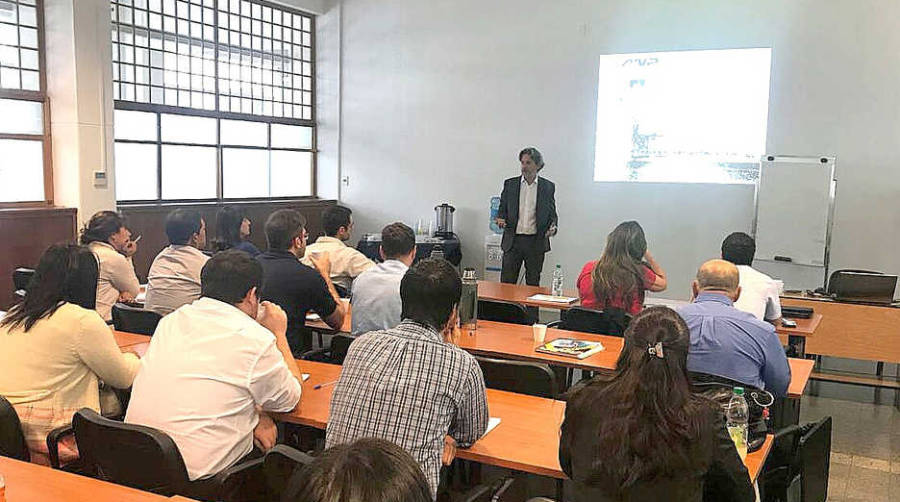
[577,221,667,315]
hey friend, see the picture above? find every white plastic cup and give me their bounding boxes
[533,323,547,345]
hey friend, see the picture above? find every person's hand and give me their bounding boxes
[495,218,506,229]
[122,239,139,257]
[257,301,288,338]
[118,291,136,303]
[253,413,277,452]
[545,224,558,238]
[442,436,457,466]
[308,251,331,277]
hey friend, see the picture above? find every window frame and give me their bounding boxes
[111,0,317,205]
[0,0,53,207]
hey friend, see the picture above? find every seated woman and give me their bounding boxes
[80,211,141,321]
[577,221,666,316]
[0,244,141,465]
[212,206,261,257]
[282,438,432,502]
[560,306,755,502]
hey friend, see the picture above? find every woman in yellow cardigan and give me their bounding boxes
[0,244,140,465]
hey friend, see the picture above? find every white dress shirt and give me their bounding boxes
[125,297,302,480]
[516,176,538,235]
[145,245,209,316]
[734,265,782,322]
[350,259,409,335]
[300,236,375,291]
[88,241,141,321]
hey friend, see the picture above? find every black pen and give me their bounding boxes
[313,380,338,390]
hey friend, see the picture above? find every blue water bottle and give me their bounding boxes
[489,196,502,234]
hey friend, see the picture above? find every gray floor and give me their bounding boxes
[800,357,900,501]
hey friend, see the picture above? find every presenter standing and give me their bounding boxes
[495,147,558,286]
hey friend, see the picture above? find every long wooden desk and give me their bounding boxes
[477,280,581,310]
[297,318,814,400]
[0,457,194,501]
[112,333,772,482]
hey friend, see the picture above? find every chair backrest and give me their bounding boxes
[12,268,34,291]
[73,408,189,495]
[475,356,558,398]
[477,299,531,325]
[0,396,29,462]
[800,416,831,502]
[559,306,629,336]
[263,444,314,500]
[112,303,162,336]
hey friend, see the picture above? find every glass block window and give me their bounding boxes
[114,109,314,201]
[110,0,314,121]
[0,0,50,204]
[111,0,315,202]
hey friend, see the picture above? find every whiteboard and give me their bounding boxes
[754,156,835,269]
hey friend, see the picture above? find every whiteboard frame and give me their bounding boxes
[752,155,837,287]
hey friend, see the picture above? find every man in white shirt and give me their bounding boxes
[80,211,141,321]
[301,205,374,293]
[721,232,782,324]
[126,250,303,483]
[351,222,417,335]
[145,209,209,316]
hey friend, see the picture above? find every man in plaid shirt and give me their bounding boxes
[325,258,489,498]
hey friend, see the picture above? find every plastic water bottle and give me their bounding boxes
[551,265,564,297]
[726,387,750,460]
[459,268,478,334]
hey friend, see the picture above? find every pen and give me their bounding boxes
[313,380,338,390]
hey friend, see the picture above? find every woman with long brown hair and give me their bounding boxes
[576,221,666,315]
[560,306,754,502]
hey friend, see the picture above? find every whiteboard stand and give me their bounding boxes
[752,155,837,291]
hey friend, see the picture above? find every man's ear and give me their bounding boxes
[732,285,742,302]
[691,280,700,298]
[379,245,386,261]
[244,286,258,305]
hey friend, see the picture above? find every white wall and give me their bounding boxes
[335,0,900,299]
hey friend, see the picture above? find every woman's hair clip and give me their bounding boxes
[648,341,665,359]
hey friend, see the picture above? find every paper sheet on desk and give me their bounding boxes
[481,417,501,438]
[527,294,577,304]
[302,374,310,381]
[306,313,321,321]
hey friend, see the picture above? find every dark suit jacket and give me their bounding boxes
[496,176,558,252]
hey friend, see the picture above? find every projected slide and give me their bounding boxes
[594,48,771,184]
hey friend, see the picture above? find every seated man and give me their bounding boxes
[721,232,782,324]
[257,209,347,355]
[677,259,791,396]
[126,251,303,483]
[301,205,374,292]
[326,258,489,498]
[145,209,209,316]
[350,222,417,335]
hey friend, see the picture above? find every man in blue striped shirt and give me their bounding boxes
[678,259,791,396]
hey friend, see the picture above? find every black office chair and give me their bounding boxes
[302,334,354,365]
[477,299,532,325]
[12,267,34,301]
[73,408,262,501]
[0,396,30,462]
[761,416,832,502]
[111,303,162,335]
[475,356,559,398]
[0,395,75,469]
[549,306,630,336]
[263,445,315,500]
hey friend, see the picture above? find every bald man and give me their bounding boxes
[677,259,791,396]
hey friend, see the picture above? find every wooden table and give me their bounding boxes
[0,457,191,501]
[270,360,772,482]
[477,280,580,310]
[116,324,813,400]
[112,333,773,482]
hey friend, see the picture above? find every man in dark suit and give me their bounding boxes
[495,147,558,286]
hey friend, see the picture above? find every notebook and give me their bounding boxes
[527,294,578,304]
[536,338,604,359]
